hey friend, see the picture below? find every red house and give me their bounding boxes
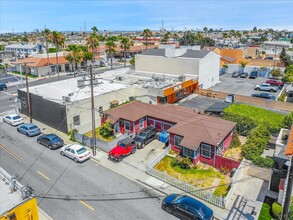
[102,101,236,168]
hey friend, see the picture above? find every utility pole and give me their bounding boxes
[281,155,293,220]
[24,64,32,123]
[90,64,97,156]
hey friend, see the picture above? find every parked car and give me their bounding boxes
[17,123,41,137]
[239,72,248,78]
[286,84,293,97]
[264,57,274,60]
[265,79,283,87]
[251,93,276,100]
[108,138,137,162]
[67,71,77,76]
[231,71,241,78]
[60,144,91,163]
[3,114,23,126]
[249,71,259,79]
[254,83,278,92]
[37,134,64,150]
[162,194,214,220]
[133,126,158,148]
[0,83,7,91]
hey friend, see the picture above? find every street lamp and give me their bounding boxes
[273,45,279,69]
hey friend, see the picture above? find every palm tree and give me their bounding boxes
[67,44,82,73]
[142,28,153,50]
[105,40,116,70]
[86,33,99,64]
[3,63,9,76]
[91,26,98,35]
[120,37,133,67]
[239,61,248,73]
[42,28,51,75]
[49,31,65,79]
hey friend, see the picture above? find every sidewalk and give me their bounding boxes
[38,207,53,220]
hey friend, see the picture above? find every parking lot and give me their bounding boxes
[211,74,283,97]
[122,140,166,171]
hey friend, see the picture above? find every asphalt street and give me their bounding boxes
[0,122,176,220]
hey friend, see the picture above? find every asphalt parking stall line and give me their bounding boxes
[0,143,23,162]
[37,171,50,181]
[79,200,95,211]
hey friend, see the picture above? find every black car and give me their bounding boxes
[231,71,241,78]
[37,133,64,149]
[249,71,259,79]
[0,83,7,91]
[239,72,248,78]
[251,93,276,100]
[133,126,157,148]
[162,194,214,220]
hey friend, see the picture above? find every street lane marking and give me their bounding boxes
[0,143,23,162]
[79,200,95,211]
[37,171,50,181]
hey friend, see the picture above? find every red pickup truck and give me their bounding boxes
[108,138,137,162]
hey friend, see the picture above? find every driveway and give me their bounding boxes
[211,74,282,97]
[122,140,166,171]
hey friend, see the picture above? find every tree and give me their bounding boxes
[66,44,83,73]
[283,111,293,128]
[203,27,208,33]
[253,27,258,32]
[3,63,9,76]
[142,28,153,50]
[130,57,135,67]
[91,26,98,35]
[86,33,99,64]
[120,36,133,67]
[83,52,94,66]
[283,64,293,83]
[280,47,292,67]
[42,28,51,75]
[105,40,116,70]
[49,31,65,79]
[239,61,248,73]
[21,34,29,44]
[270,68,282,78]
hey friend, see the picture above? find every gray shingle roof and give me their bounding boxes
[140,49,210,59]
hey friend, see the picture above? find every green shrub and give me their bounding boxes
[272,202,282,219]
[174,154,192,169]
[252,156,274,168]
[278,92,286,102]
[283,111,293,129]
[223,104,285,134]
[230,130,242,148]
[99,121,113,138]
[68,129,78,141]
[48,48,57,53]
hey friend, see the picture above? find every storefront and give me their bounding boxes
[157,79,199,104]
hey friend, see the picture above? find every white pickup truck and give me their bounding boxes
[286,84,293,97]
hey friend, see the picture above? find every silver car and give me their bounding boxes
[60,144,91,163]
[254,83,278,92]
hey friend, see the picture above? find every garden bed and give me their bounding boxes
[223,147,243,161]
[154,156,231,196]
[84,126,115,142]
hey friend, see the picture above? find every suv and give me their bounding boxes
[108,138,137,162]
[265,79,283,87]
[249,71,259,79]
[286,84,293,97]
[0,83,7,91]
[133,126,158,148]
[254,83,278,92]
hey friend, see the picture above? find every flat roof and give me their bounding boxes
[0,167,25,215]
[21,77,129,104]
[5,44,38,49]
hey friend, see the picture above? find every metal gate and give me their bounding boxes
[270,169,287,192]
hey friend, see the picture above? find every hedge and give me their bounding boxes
[224,104,285,135]
[272,202,282,219]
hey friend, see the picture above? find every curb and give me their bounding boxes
[38,207,53,220]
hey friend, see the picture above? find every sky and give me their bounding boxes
[0,0,292,33]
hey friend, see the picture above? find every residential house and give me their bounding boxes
[5,44,40,57]
[135,47,220,89]
[102,101,237,168]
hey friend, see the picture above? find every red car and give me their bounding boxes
[265,79,283,86]
[108,138,137,162]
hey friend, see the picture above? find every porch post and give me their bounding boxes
[214,145,216,167]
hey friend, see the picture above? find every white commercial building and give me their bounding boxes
[135,47,220,89]
[5,44,40,57]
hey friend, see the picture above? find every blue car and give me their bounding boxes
[162,194,214,220]
[17,123,41,137]
[37,134,64,150]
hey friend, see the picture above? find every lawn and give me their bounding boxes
[12,71,38,78]
[258,196,276,220]
[84,126,115,142]
[155,156,231,196]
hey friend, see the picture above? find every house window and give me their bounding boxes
[174,135,183,149]
[183,148,195,158]
[124,121,130,131]
[201,144,211,159]
[73,115,80,125]
[139,118,144,129]
[217,143,224,155]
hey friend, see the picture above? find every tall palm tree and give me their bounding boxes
[91,26,98,35]
[86,33,99,64]
[67,44,82,73]
[49,31,65,79]
[42,28,51,75]
[120,36,133,67]
[105,40,116,70]
[3,63,9,76]
[142,28,153,50]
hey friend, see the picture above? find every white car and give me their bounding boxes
[60,144,91,163]
[3,114,24,126]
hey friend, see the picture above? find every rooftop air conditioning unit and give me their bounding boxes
[62,96,71,103]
